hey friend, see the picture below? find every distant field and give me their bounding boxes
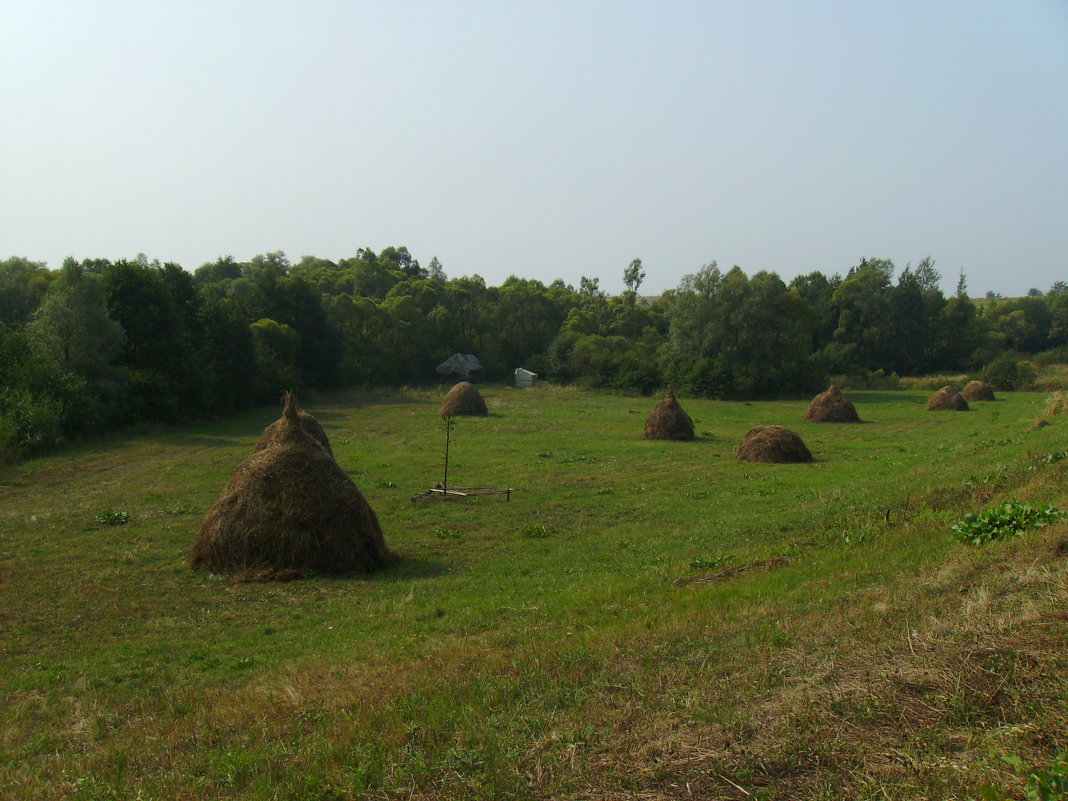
[1,386,1065,800]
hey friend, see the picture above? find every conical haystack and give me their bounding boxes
[644,389,695,440]
[926,385,969,411]
[440,381,488,417]
[736,425,812,464]
[191,395,392,577]
[803,384,860,423]
[961,380,996,402]
[255,393,334,457]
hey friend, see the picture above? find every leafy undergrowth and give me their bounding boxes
[953,500,1061,545]
[0,387,1066,799]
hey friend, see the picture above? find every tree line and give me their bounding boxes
[1,248,1065,460]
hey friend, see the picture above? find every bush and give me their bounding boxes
[981,354,1036,390]
[0,390,65,462]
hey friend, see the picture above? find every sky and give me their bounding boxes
[2,1,1067,297]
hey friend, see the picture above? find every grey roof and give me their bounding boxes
[436,353,483,376]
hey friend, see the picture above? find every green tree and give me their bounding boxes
[28,259,124,379]
[250,318,301,391]
[100,258,204,420]
[0,257,52,326]
[662,264,819,398]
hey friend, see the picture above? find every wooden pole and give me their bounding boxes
[443,416,453,493]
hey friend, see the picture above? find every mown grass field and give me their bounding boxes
[1,385,1066,800]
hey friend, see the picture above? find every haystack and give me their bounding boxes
[736,425,812,463]
[803,384,860,423]
[190,395,392,577]
[961,380,996,402]
[644,389,695,440]
[440,381,488,417]
[926,385,969,411]
[255,394,334,457]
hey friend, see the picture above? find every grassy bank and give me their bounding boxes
[1,386,1065,799]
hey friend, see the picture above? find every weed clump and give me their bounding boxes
[926,385,969,411]
[440,382,488,417]
[803,384,860,423]
[190,394,393,577]
[951,500,1060,545]
[644,388,695,440]
[736,425,812,464]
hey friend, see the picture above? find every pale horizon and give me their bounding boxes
[3,1,1066,298]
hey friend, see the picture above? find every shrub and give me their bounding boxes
[0,390,65,462]
[981,354,1036,390]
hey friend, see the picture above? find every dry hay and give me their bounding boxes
[736,425,813,464]
[926,385,969,411]
[644,389,695,440]
[803,384,860,423]
[255,393,334,458]
[440,381,488,417]
[961,380,996,402]
[1044,391,1068,416]
[190,395,392,577]
[1031,419,1051,431]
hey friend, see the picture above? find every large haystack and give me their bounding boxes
[803,384,860,423]
[255,393,334,457]
[736,425,812,463]
[440,381,488,417]
[961,380,996,402]
[644,389,695,440]
[191,396,392,577]
[926,385,969,411]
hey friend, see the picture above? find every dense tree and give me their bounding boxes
[662,264,820,398]
[100,259,205,420]
[29,259,125,380]
[0,257,52,326]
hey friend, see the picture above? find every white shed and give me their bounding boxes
[514,367,538,388]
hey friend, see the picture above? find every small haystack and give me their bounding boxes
[926,385,969,411]
[961,380,996,402]
[440,381,488,417]
[803,384,860,423]
[190,395,392,577]
[736,425,813,463]
[255,393,334,457]
[644,389,696,440]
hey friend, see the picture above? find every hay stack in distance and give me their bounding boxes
[803,384,860,423]
[961,380,996,402]
[736,425,812,463]
[644,389,695,440]
[255,393,334,457]
[926,385,969,411]
[190,394,392,577]
[440,381,488,417]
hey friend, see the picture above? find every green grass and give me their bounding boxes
[1,385,1066,799]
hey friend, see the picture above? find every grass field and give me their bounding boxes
[1,385,1066,800]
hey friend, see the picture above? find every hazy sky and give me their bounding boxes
[3,1,1066,296]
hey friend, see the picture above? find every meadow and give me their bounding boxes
[1,385,1065,800]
